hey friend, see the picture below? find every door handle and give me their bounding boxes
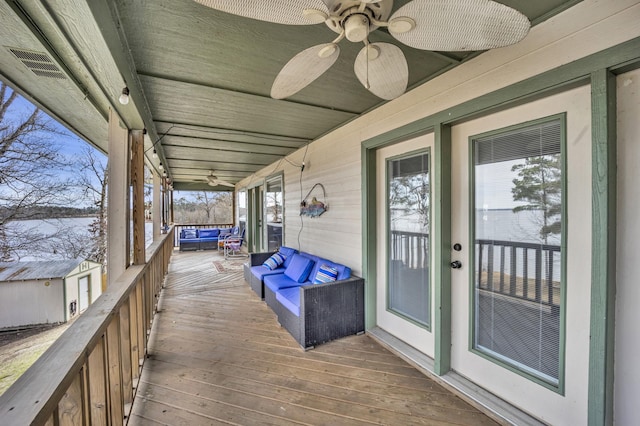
[450,260,462,269]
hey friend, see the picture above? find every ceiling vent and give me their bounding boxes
[8,48,66,80]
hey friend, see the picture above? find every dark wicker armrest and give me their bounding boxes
[248,251,276,266]
[299,276,365,347]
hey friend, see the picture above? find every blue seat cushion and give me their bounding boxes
[199,229,219,238]
[251,265,285,280]
[276,287,301,317]
[264,274,302,293]
[284,254,315,283]
[279,246,297,267]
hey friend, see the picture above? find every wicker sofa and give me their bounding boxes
[244,246,298,299]
[178,228,221,251]
[244,248,364,350]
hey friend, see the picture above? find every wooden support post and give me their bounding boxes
[153,171,161,240]
[131,130,145,265]
[170,185,174,224]
[107,109,130,283]
[161,180,166,230]
[232,189,237,226]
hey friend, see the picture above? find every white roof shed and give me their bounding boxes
[0,259,102,329]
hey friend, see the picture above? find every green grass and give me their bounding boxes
[0,345,50,396]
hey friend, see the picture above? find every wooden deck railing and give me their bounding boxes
[0,227,175,425]
[390,230,429,270]
[476,239,561,307]
[173,223,233,247]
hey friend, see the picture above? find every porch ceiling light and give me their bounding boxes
[118,87,130,105]
[152,149,158,159]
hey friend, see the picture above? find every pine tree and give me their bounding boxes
[511,154,562,244]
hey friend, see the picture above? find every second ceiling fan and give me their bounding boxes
[194,0,531,100]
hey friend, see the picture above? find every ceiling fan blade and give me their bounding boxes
[354,43,408,100]
[218,181,236,188]
[271,43,340,99]
[388,0,530,51]
[193,0,329,25]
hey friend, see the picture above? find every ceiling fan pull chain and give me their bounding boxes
[364,39,370,89]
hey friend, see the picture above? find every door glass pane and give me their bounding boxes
[265,177,283,251]
[238,189,247,233]
[473,119,563,385]
[387,152,430,327]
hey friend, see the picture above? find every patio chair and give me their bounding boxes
[224,228,246,259]
[217,226,239,252]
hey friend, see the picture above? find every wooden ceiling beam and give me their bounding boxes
[138,71,362,116]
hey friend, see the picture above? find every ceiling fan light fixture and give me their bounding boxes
[343,14,370,42]
[388,16,415,34]
[303,8,328,24]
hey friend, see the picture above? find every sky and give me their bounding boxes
[2,82,107,206]
[7,87,101,157]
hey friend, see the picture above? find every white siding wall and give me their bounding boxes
[237,0,640,278]
[0,279,64,328]
[615,68,640,425]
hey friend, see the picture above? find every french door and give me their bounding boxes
[448,86,591,420]
[247,185,263,252]
[376,134,434,356]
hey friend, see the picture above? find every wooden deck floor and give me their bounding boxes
[129,250,498,426]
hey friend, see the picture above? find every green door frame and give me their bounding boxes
[247,182,264,253]
[361,37,639,424]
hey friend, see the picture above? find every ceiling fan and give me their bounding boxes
[194,0,530,100]
[205,171,235,187]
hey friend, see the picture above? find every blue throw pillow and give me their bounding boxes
[284,254,315,283]
[313,264,339,284]
[183,229,197,239]
[263,252,286,270]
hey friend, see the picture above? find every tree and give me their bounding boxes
[75,145,108,265]
[511,154,562,244]
[389,173,430,230]
[0,82,74,261]
[173,191,232,224]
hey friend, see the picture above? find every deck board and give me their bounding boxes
[130,250,498,425]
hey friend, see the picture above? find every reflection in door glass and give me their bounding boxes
[387,152,430,327]
[473,119,563,386]
[265,176,283,251]
[238,189,247,233]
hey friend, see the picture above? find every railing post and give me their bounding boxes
[106,316,124,423]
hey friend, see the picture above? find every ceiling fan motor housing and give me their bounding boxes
[344,14,370,42]
[324,0,393,35]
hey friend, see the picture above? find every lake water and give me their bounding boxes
[6,217,153,261]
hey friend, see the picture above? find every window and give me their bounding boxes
[238,189,247,233]
[387,151,431,327]
[472,117,564,387]
[265,175,283,251]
